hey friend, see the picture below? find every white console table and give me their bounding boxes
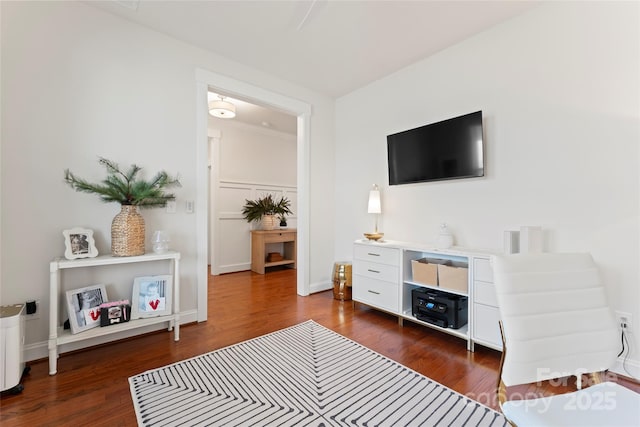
[353,240,502,352]
[48,251,180,375]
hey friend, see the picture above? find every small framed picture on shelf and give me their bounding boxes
[131,275,172,319]
[63,227,98,260]
[99,300,131,327]
[65,284,108,334]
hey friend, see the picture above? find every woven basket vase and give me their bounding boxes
[261,215,277,230]
[111,205,145,256]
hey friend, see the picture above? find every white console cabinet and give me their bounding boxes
[49,251,181,375]
[353,240,501,352]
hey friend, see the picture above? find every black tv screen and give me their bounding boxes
[387,111,484,185]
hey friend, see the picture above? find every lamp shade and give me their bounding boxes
[209,98,236,118]
[367,185,381,214]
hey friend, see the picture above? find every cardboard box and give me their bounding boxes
[411,258,438,286]
[437,262,468,293]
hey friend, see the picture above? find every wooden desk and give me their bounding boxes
[251,229,297,274]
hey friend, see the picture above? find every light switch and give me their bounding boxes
[185,200,194,214]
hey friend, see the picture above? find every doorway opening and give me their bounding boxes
[207,91,297,275]
[195,68,312,322]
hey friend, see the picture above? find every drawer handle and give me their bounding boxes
[367,290,381,295]
[367,252,381,257]
[367,269,380,274]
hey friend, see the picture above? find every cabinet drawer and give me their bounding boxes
[354,245,399,265]
[474,281,498,307]
[473,257,493,283]
[263,232,295,243]
[473,303,503,350]
[353,276,399,313]
[354,261,398,283]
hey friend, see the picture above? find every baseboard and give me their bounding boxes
[24,309,199,363]
[215,263,251,275]
[611,356,640,383]
[310,280,332,294]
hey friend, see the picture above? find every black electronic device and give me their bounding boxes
[412,287,468,329]
[387,111,484,185]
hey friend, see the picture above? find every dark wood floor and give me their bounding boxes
[1,267,638,426]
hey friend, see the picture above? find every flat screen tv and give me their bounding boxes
[387,111,484,185]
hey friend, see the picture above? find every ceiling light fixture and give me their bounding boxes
[209,96,236,119]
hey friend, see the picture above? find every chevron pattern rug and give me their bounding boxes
[129,320,507,426]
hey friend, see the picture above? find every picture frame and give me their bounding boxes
[99,300,131,327]
[63,227,98,260]
[131,275,172,319]
[65,284,108,334]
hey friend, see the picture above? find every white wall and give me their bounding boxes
[214,120,297,185]
[0,1,335,357]
[335,1,640,373]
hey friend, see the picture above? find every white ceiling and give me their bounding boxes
[89,0,539,133]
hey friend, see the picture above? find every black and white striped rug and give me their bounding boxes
[129,320,507,426]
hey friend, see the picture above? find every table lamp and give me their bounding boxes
[364,184,384,241]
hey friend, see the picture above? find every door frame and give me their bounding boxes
[195,68,312,322]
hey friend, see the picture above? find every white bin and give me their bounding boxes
[1,304,25,393]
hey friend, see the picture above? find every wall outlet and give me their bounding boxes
[615,311,632,332]
[26,300,40,320]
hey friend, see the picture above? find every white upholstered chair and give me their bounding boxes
[492,252,640,426]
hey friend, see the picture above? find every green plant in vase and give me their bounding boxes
[64,157,181,256]
[241,194,292,230]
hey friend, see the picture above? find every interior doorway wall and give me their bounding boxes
[195,68,312,322]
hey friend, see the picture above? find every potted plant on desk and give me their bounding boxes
[241,194,292,230]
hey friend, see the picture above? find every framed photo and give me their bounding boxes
[131,275,172,319]
[65,284,108,334]
[63,228,98,260]
[99,300,131,327]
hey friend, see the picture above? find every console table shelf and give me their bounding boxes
[48,251,180,375]
[53,315,176,346]
[264,259,296,268]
